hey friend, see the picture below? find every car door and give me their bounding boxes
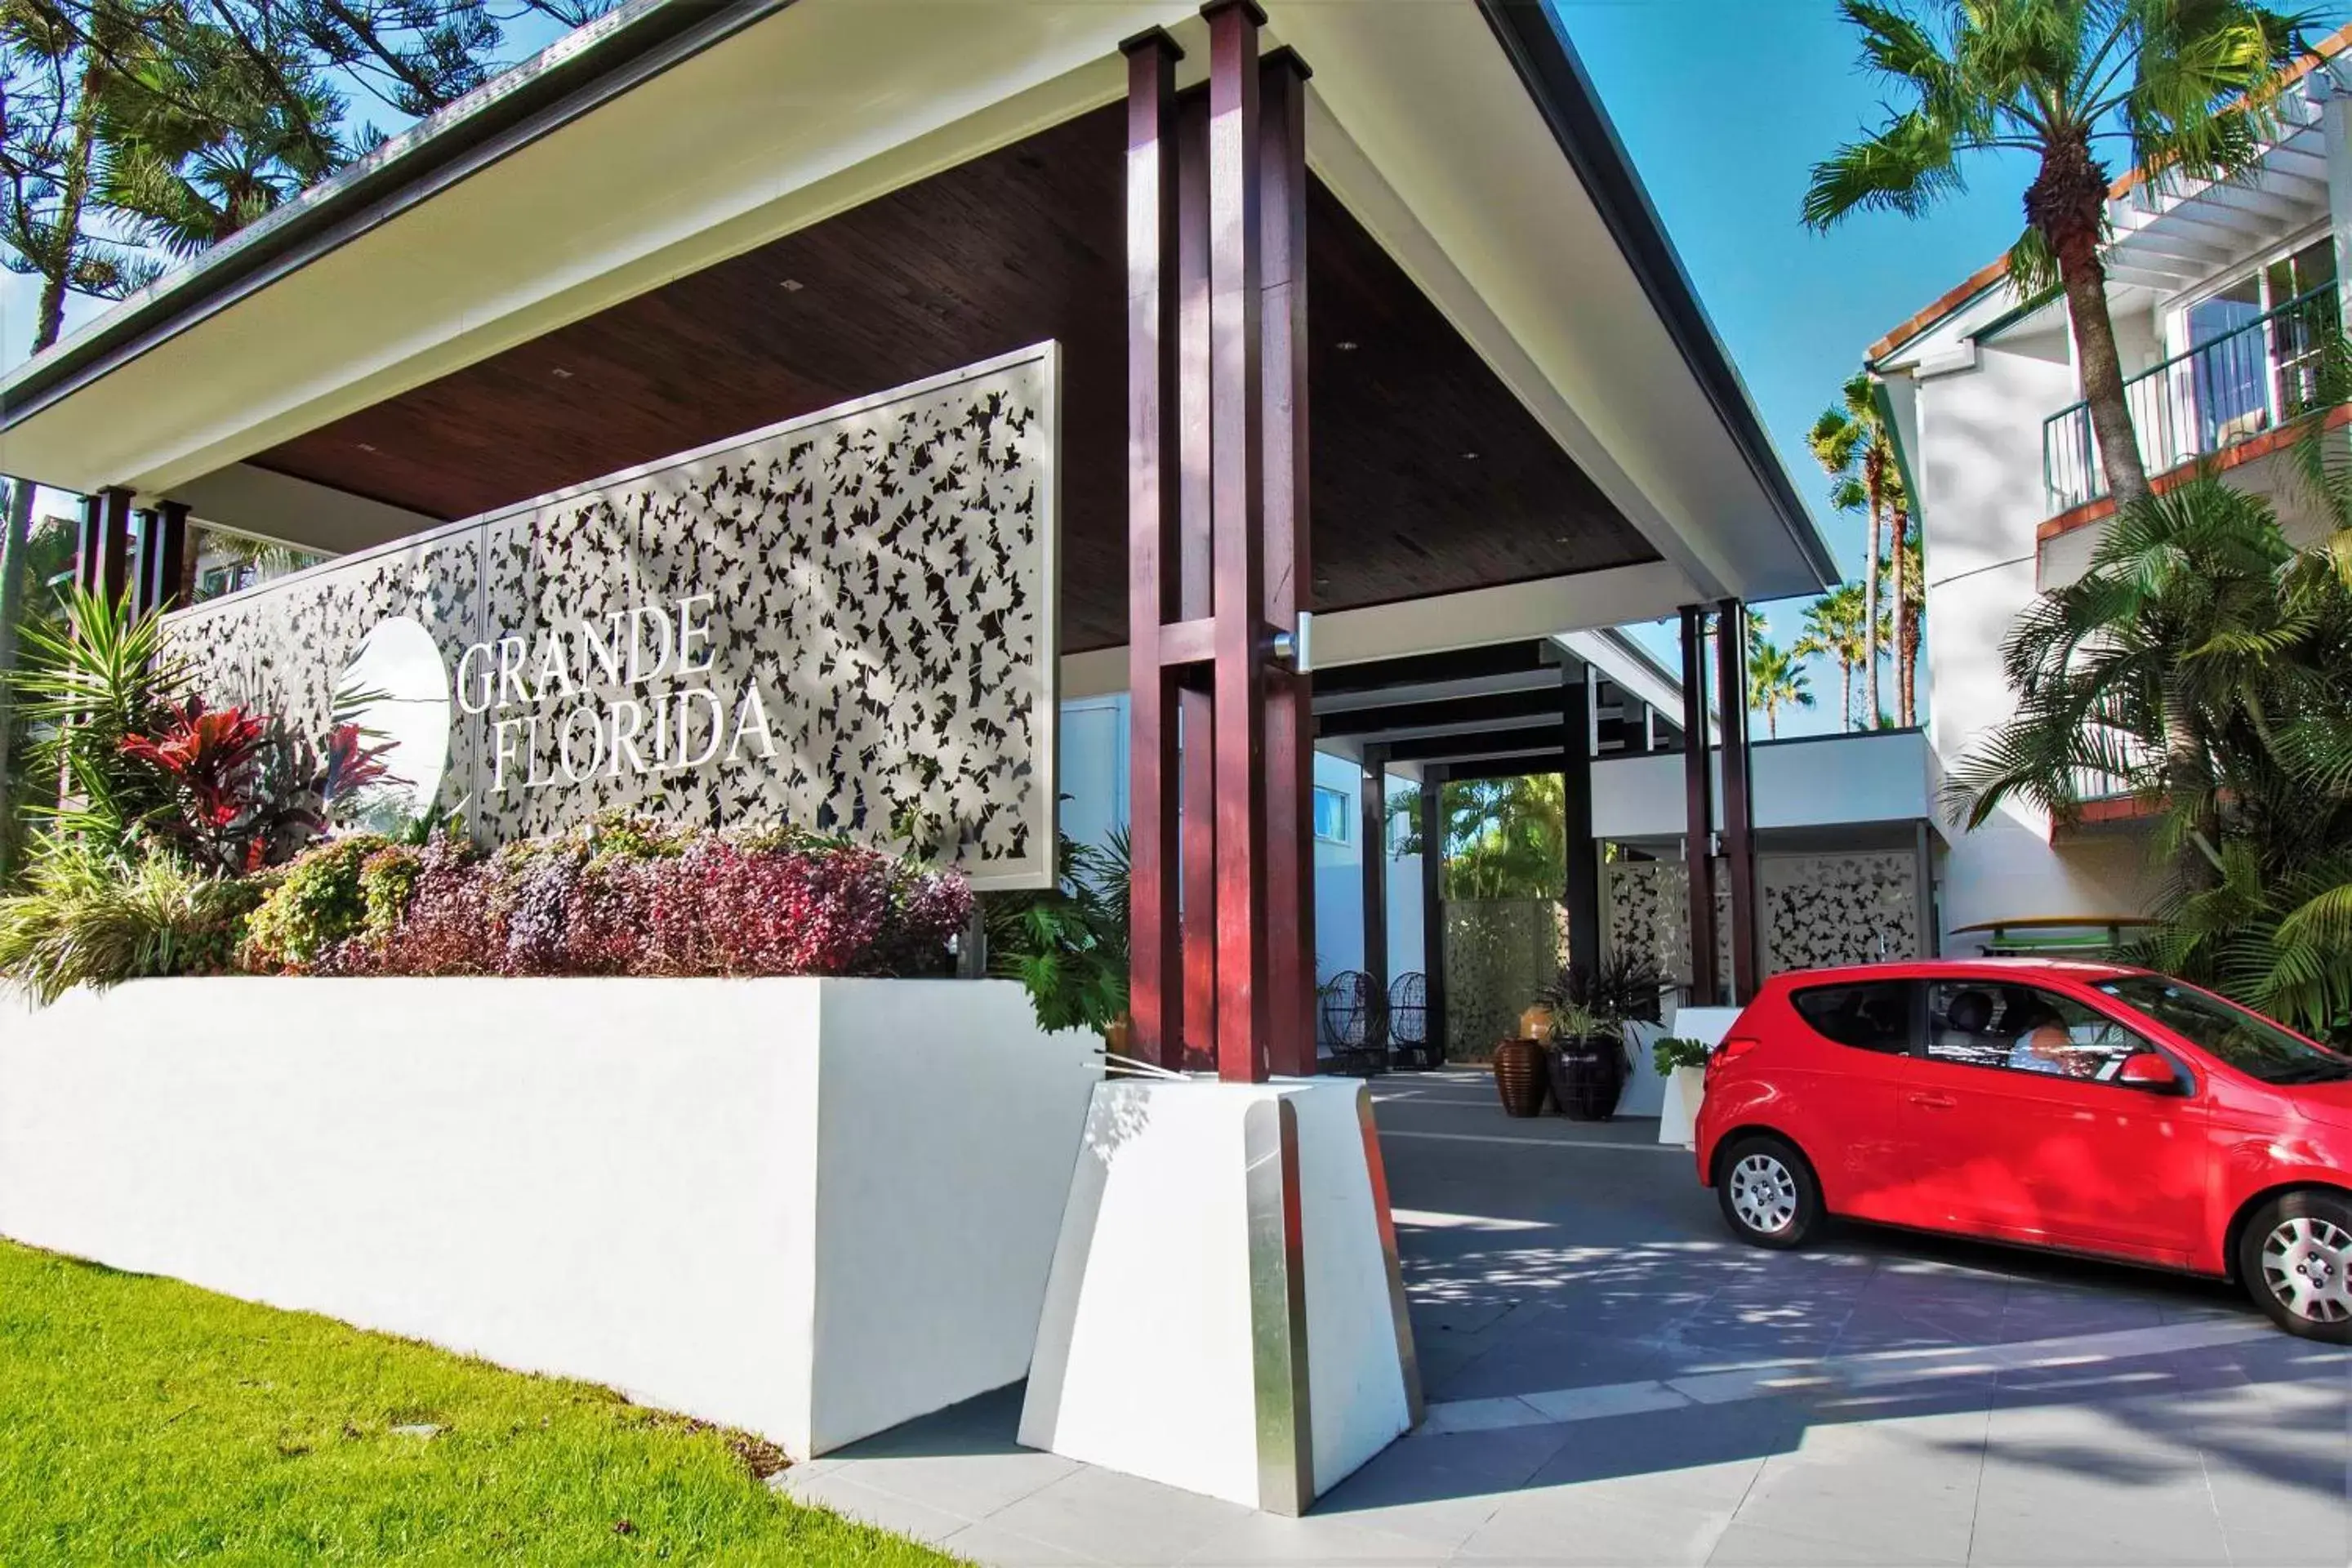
[1900,980,2208,1264]
[1781,977,1918,1222]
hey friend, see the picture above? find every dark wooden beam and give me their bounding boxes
[1376,727,1568,764]
[1446,755,1571,786]
[1420,764,1448,1062]
[1260,45,1313,1078]
[1562,659,1599,979]
[1121,28,1185,1070]
[1716,597,1758,1003]
[1315,684,1565,739]
[1308,639,1552,698]
[1205,0,1271,1083]
[1360,744,1389,1030]
[1679,604,1718,1005]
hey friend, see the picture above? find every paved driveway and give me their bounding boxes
[785,1071,2351,1566]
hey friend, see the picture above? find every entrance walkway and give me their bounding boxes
[782,1071,2352,1565]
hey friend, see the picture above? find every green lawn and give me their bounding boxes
[0,1238,960,1566]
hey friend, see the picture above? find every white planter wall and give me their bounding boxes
[0,976,1098,1459]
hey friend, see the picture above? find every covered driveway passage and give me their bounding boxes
[784,1074,2352,1565]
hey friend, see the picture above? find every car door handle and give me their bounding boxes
[1908,1093,1958,1111]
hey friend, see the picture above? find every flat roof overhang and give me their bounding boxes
[0,0,1833,669]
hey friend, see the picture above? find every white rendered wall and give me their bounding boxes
[0,976,1098,1459]
[1910,334,2160,942]
[1591,729,1935,843]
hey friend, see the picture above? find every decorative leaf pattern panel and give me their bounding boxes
[164,345,1061,889]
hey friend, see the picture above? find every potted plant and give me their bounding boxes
[1490,1030,1549,1117]
[1652,1036,1710,1147]
[1544,1000,1621,1120]
[1535,950,1665,1121]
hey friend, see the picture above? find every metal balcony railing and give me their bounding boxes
[2042,286,2341,515]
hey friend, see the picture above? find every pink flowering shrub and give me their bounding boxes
[248,813,972,980]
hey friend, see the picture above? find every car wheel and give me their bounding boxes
[1716,1134,1820,1250]
[2241,1191,2352,1343]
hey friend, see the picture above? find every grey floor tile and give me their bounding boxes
[1315,1424,1573,1550]
[1964,1490,2231,1567]
[1705,1518,1963,1566]
[782,1469,974,1548]
[1181,1509,1441,1565]
[942,1519,1111,1566]
[1517,1404,1781,1514]
[1730,1438,1980,1564]
[984,1464,1257,1566]
[1458,1490,1736,1565]
[822,1446,1085,1522]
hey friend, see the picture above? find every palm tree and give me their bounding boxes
[1387,774,1566,901]
[1747,637,1815,740]
[1806,0,2310,510]
[1809,372,1898,722]
[1794,583,1869,730]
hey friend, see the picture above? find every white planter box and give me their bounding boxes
[0,976,1098,1459]
[1657,1065,1705,1147]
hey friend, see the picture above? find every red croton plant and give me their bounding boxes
[120,698,392,873]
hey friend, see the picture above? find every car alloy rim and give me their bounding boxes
[2261,1215,2352,1324]
[1730,1153,1797,1235]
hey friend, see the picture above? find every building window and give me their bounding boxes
[1312,786,1352,844]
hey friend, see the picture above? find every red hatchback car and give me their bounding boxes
[1695,959,2352,1340]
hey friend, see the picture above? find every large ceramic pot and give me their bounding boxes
[1548,1035,1627,1121]
[1491,1037,1549,1118]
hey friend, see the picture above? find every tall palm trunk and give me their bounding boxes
[2031,131,2149,509]
[1895,510,1919,728]
[1861,467,1884,727]
[0,38,109,877]
[1840,657,1854,732]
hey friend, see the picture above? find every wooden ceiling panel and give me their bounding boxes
[252,103,1655,653]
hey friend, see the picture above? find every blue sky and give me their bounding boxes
[4,3,2064,735]
[1561,0,2040,733]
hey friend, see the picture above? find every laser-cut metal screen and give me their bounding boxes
[167,344,1061,889]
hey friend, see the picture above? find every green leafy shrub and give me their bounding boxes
[1652,1036,1711,1076]
[982,829,1129,1035]
[359,844,425,945]
[241,835,392,971]
[0,847,262,1004]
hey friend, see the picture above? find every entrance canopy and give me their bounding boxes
[0,0,1833,673]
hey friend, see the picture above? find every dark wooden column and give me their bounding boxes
[73,488,133,608]
[131,504,189,618]
[1562,657,1600,979]
[1420,764,1448,1060]
[1174,91,1218,1071]
[1258,46,1313,1076]
[149,501,191,615]
[1715,598,1760,1003]
[1360,745,1389,1007]
[1122,29,1185,1069]
[1205,0,1271,1083]
[1678,604,1719,1005]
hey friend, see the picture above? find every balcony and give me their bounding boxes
[2042,286,2340,516]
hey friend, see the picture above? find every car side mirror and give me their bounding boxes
[2118,1051,2183,1094]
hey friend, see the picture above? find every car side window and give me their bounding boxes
[1791,981,1913,1054]
[1923,982,2151,1083]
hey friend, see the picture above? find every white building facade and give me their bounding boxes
[1869,28,2352,950]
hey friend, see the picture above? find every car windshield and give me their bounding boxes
[2092,976,2352,1085]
